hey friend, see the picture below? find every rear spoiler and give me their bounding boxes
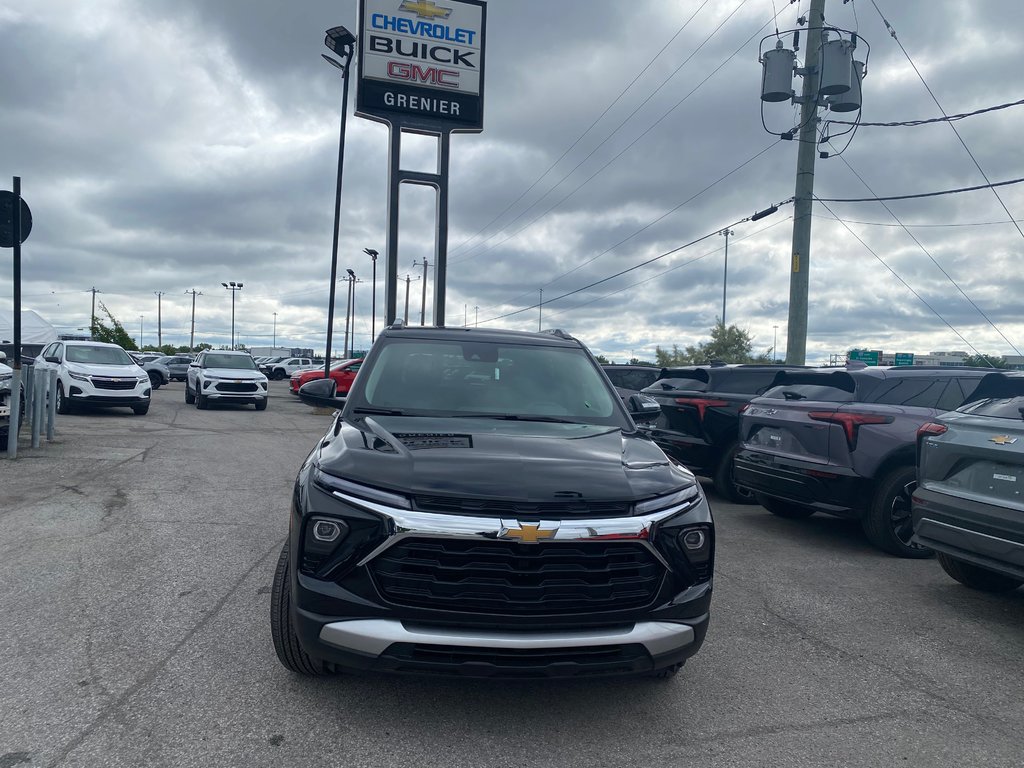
[960,372,1024,405]
[767,369,857,393]
[649,368,710,390]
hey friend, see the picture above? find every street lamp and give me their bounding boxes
[138,315,144,350]
[364,247,378,342]
[773,324,779,362]
[720,228,733,327]
[344,268,356,357]
[221,281,243,349]
[273,312,278,350]
[322,25,357,380]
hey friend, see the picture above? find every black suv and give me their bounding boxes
[734,365,990,557]
[272,326,714,679]
[642,364,805,503]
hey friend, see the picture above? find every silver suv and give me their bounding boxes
[186,351,269,410]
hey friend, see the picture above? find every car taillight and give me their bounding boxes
[673,397,729,421]
[738,403,750,414]
[808,411,893,450]
[917,422,947,439]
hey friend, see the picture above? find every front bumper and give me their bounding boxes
[912,486,1024,580]
[68,381,150,407]
[733,448,865,517]
[291,472,714,678]
[200,379,268,402]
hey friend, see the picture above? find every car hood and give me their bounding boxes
[67,363,145,378]
[202,368,265,380]
[314,415,695,502]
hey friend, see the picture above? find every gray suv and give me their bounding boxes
[734,365,991,557]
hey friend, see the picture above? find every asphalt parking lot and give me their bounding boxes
[1,380,1022,768]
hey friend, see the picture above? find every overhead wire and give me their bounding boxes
[828,97,1024,127]
[448,0,716,256]
[869,0,1024,243]
[811,214,1024,228]
[832,150,1021,355]
[815,176,1024,203]
[816,198,993,362]
[452,0,785,269]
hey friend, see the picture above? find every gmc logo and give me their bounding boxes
[387,61,459,88]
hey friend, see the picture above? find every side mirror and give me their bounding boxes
[45,355,61,364]
[299,377,347,409]
[627,393,661,423]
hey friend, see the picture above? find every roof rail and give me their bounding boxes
[540,328,575,341]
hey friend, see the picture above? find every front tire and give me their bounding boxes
[56,382,71,415]
[132,403,149,415]
[184,382,195,404]
[756,493,815,519]
[713,441,758,504]
[273,369,286,381]
[862,466,932,558]
[937,552,1023,592]
[255,398,268,411]
[270,544,328,675]
[196,389,208,410]
[148,371,162,390]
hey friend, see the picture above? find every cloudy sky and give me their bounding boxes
[1,0,1022,364]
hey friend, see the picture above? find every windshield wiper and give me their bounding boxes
[448,413,579,424]
[352,406,409,416]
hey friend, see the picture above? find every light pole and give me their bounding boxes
[413,259,429,326]
[154,291,164,349]
[138,315,144,350]
[322,25,357,379]
[343,269,356,358]
[221,281,243,349]
[720,228,733,327]
[273,312,278,350]
[538,288,543,331]
[364,247,378,342]
[773,324,779,362]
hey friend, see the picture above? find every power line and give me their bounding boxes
[828,96,1024,127]
[870,0,1024,243]
[833,151,1020,355]
[814,175,1024,203]
[816,198,992,362]
[811,214,1024,228]
[448,0,716,257]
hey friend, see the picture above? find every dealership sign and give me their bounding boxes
[356,0,486,131]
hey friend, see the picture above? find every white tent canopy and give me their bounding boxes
[0,310,59,345]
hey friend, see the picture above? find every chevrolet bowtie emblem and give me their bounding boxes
[399,0,453,19]
[989,435,1018,445]
[501,523,556,544]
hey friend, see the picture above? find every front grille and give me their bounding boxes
[414,496,632,518]
[90,377,137,390]
[215,382,258,393]
[378,642,652,678]
[368,539,664,615]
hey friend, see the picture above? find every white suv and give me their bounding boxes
[186,350,269,410]
[34,341,151,415]
[264,357,314,380]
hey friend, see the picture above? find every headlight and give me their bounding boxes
[312,468,412,510]
[634,485,700,515]
[68,371,91,382]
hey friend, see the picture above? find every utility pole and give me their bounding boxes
[154,291,165,349]
[773,324,779,362]
[474,305,479,327]
[185,289,201,352]
[343,269,355,357]
[720,229,733,327]
[413,259,430,326]
[139,315,144,349]
[273,312,277,349]
[787,0,826,365]
[538,288,543,331]
[402,274,419,325]
[88,287,101,338]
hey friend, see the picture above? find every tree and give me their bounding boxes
[655,322,772,366]
[964,354,1007,369]
[91,302,138,351]
[594,353,611,364]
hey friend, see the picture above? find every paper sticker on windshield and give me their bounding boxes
[993,473,1017,482]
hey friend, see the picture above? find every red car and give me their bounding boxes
[290,359,362,395]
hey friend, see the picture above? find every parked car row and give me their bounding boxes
[604,361,1022,594]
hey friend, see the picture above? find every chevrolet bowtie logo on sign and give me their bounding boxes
[399,0,453,19]
[501,523,557,544]
[990,435,1018,445]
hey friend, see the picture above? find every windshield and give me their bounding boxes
[357,339,623,426]
[66,345,134,365]
[203,354,257,370]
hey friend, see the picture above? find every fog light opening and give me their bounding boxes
[681,530,705,550]
[313,520,342,542]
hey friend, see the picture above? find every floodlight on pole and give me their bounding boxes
[322,24,357,379]
[364,248,378,343]
[221,281,243,350]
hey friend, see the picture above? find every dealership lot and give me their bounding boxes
[1,381,1022,768]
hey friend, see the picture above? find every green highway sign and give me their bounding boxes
[849,349,880,366]
[893,353,915,366]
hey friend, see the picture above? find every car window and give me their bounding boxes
[709,369,780,395]
[645,376,710,393]
[936,378,968,411]
[66,345,133,365]
[41,343,56,358]
[869,377,948,407]
[203,354,257,370]
[360,339,621,425]
[761,383,855,402]
[961,395,1024,418]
